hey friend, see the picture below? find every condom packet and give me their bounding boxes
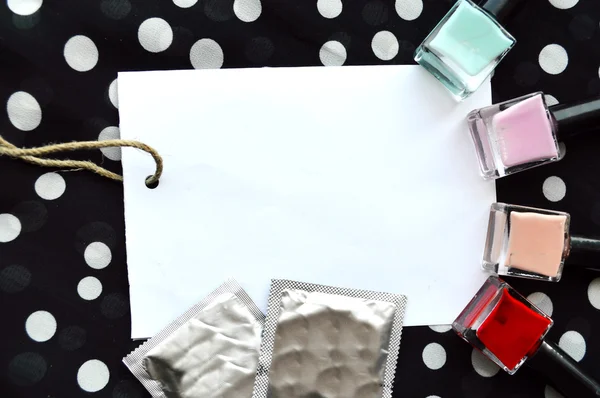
[252,279,407,398]
[124,279,264,398]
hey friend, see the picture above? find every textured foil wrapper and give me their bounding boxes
[124,279,264,398]
[252,280,407,398]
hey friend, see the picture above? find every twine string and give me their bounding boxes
[0,135,163,186]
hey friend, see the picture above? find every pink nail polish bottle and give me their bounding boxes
[483,203,600,282]
[467,93,600,179]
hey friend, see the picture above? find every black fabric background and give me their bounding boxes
[1,0,600,397]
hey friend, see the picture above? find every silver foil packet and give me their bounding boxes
[252,280,407,398]
[124,279,264,398]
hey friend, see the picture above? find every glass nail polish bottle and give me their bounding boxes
[468,93,600,179]
[483,203,600,282]
[414,0,522,100]
[454,276,600,397]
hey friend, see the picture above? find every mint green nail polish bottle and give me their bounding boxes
[415,0,522,100]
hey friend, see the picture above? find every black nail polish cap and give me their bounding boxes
[566,235,600,271]
[550,98,600,141]
[526,340,600,398]
[479,0,525,23]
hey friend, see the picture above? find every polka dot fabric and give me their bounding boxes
[1,1,600,397]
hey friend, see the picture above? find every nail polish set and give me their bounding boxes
[414,2,600,395]
[453,201,600,397]
[415,2,600,179]
[452,202,600,397]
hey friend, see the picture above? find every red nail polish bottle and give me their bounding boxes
[453,276,600,397]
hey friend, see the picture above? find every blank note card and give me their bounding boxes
[118,65,495,338]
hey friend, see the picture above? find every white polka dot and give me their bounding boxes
[190,39,224,69]
[7,0,43,16]
[429,324,452,333]
[138,18,173,53]
[77,359,110,392]
[98,126,121,161]
[542,176,566,202]
[548,0,578,9]
[544,94,559,106]
[0,214,21,243]
[372,31,399,61]
[545,385,565,398]
[527,292,553,317]
[84,242,112,269]
[64,36,99,72]
[317,0,342,19]
[78,277,102,301]
[471,349,500,377]
[426,396,441,398]
[539,44,568,75]
[588,278,600,309]
[558,331,586,362]
[233,0,262,22]
[319,41,347,66]
[395,0,423,21]
[108,79,118,109]
[34,172,66,200]
[25,310,56,342]
[422,343,446,370]
[7,91,42,131]
[173,0,197,8]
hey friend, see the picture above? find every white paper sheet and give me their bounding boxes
[118,65,495,338]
